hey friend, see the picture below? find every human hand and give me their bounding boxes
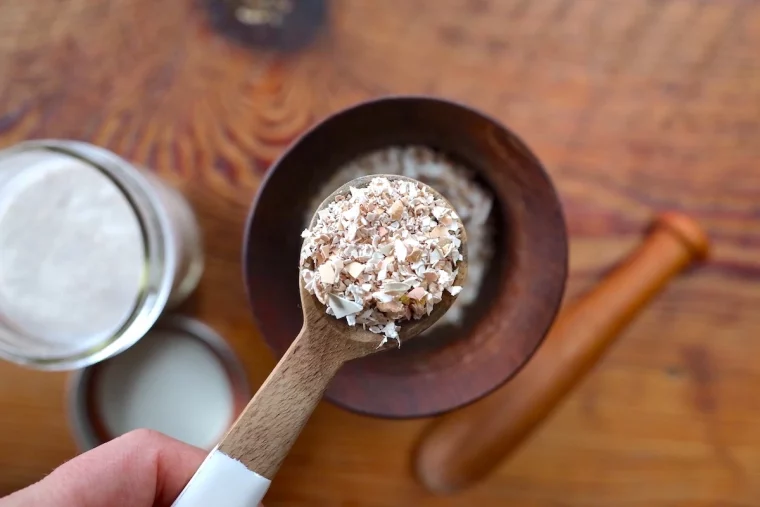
[0,429,260,507]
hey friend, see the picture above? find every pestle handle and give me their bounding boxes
[414,212,710,494]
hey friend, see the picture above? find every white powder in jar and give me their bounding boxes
[93,329,234,449]
[0,150,145,358]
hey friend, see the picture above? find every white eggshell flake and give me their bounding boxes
[347,262,365,279]
[327,294,364,319]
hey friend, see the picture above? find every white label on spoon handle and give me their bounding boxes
[172,448,270,507]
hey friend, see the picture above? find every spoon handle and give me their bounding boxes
[219,324,344,476]
[172,325,344,506]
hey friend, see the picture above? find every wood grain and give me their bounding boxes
[0,0,759,505]
[414,212,710,493]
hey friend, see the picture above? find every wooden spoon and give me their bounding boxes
[172,175,467,507]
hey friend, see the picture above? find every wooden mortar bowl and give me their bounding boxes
[243,96,568,418]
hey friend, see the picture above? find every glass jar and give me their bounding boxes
[0,140,203,370]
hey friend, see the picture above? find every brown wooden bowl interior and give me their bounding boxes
[244,96,568,418]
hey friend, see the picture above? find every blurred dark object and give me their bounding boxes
[206,0,328,52]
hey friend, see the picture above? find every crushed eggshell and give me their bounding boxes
[347,261,365,279]
[327,293,364,319]
[318,263,336,284]
[394,240,408,262]
[300,176,465,344]
[447,286,463,296]
[304,146,494,332]
[408,286,427,300]
[389,200,404,220]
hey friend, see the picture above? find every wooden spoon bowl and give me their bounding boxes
[303,173,468,344]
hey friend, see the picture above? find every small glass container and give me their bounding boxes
[68,317,250,450]
[0,140,204,370]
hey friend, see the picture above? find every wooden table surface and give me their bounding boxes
[1,0,760,505]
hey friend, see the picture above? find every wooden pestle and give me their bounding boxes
[414,212,710,494]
